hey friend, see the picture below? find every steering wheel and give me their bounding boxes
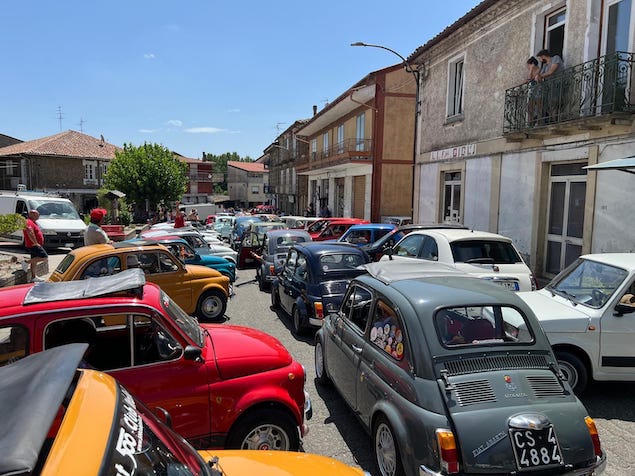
[153,327,181,360]
[591,288,606,306]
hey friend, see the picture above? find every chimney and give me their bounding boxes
[313,105,318,116]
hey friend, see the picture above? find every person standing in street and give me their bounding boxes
[21,210,48,282]
[84,208,111,246]
[174,201,185,228]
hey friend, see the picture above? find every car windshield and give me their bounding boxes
[319,253,366,272]
[546,258,628,309]
[29,199,81,220]
[160,291,203,346]
[108,386,210,476]
[435,305,535,347]
[307,220,328,233]
[450,240,522,264]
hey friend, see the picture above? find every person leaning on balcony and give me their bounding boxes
[536,49,565,123]
[526,56,541,126]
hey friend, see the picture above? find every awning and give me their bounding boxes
[584,157,635,175]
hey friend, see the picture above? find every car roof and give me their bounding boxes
[266,229,312,238]
[362,260,464,284]
[0,344,87,476]
[404,228,513,242]
[398,222,469,232]
[345,223,397,231]
[578,253,635,270]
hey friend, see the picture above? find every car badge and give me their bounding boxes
[504,375,518,391]
[493,265,500,272]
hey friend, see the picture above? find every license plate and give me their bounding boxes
[495,280,520,291]
[65,242,74,248]
[509,426,563,471]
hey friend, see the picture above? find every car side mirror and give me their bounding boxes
[614,303,635,316]
[183,345,203,362]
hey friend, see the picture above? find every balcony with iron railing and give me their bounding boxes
[296,138,373,172]
[504,52,634,137]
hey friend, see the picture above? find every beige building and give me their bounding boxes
[227,160,269,210]
[409,0,634,279]
[295,64,416,221]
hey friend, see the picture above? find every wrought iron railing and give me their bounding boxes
[504,52,634,133]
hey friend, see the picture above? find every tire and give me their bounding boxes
[196,289,227,321]
[314,337,331,385]
[556,351,588,394]
[226,408,299,451]
[271,285,280,309]
[373,416,404,476]
[292,306,305,335]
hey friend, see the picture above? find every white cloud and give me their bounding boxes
[166,119,183,127]
[184,127,226,134]
[143,53,156,59]
[226,108,241,113]
[139,128,155,133]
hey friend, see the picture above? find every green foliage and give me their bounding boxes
[118,209,132,226]
[203,151,253,193]
[105,143,188,209]
[0,213,26,234]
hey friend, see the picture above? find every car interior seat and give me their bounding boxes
[462,319,495,342]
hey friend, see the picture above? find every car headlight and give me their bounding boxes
[40,228,57,236]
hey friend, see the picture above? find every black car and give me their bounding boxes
[271,242,371,335]
[314,260,606,476]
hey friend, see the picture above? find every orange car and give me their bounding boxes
[49,240,230,321]
[1,344,369,476]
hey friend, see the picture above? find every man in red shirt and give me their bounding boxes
[173,201,185,228]
[22,210,48,282]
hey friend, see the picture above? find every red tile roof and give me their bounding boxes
[0,130,119,159]
[227,161,266,173]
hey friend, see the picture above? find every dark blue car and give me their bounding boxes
[271,242,371,335]
[336,223,404,261]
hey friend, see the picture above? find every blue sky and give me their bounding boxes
[2,1,482,160]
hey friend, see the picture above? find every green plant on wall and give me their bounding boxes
[0,214,26,235]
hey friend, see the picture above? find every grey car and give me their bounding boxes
[255,229,312,290]
[315,260,606,476]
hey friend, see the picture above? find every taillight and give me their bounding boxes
[436,429,459,474]
[585,416,602,457]
[314,301,324,319]
[269,265,275,275]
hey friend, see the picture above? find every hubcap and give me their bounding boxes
[202,296,220,318]
[558,360,578,389]
[241,424,290,451]
[376,423,397,476]
[315,342,324,378]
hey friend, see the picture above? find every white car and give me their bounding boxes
[518,253,635,394]
[381,228,537,291]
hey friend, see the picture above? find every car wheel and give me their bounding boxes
[292,306,305,335]
[556,351,588,394]
[226,408,299,451]
[314,337,331,385]
[271,286,280,309]
[373,416,404,476]
[196,289,227,321]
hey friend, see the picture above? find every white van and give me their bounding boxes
[0,192,86,248]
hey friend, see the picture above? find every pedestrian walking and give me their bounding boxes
[21,210,48,282]
[84,208,111,246]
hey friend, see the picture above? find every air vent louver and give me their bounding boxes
[527,375,565,397]
[445,355,550,376]
[454,380,497,406]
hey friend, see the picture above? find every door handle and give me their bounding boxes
[351,344,362,354]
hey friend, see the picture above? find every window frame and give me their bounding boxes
[446,54,465,119]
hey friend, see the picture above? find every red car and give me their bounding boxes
[0,269,310,451]
[306,217,369,241]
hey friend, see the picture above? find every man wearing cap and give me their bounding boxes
[84,208,111,246]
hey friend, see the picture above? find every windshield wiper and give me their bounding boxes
[554,288,577,306]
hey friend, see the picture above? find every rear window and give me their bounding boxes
[435,305,534,347]
[319,253,366,272]
[450,240,522,264]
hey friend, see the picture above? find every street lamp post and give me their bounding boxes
[351,41,420,221]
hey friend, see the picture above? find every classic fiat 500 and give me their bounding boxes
[0,345,366,476]
[0,270,310,451]
[315,261,606,476]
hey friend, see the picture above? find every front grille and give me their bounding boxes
[444,354,550,376]
[454,380,497,406]
[526,375,565,397]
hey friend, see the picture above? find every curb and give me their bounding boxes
[0,260,49,287]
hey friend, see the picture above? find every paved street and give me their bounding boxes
[0,247,633,475]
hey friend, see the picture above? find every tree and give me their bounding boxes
[105,143,188,212]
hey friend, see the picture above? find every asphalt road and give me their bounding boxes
[1,247,632,475]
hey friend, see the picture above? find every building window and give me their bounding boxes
[544,8,566,57]
[337,125,344,153]
[311,139,317,161]
[442,171,461,223]
[355,113,365,151]
[447,56,464,118]
[323,132,329,157]
[251,185,259,194]
[83,160,98,185]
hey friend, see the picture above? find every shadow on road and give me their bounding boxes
[580,380,635,422]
